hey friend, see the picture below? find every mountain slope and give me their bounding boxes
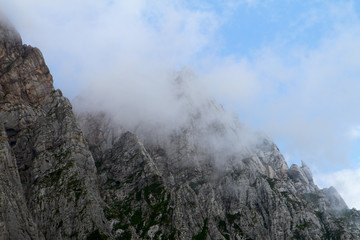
[0,18,109,239]
[77,98,360,239]
[0,16,360,240]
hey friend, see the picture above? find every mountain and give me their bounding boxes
[1,16,360,240]
[0,18,109,239]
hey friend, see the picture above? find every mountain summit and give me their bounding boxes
[0,16,21,45]
[0,17,360,240]
[0,16,108,239]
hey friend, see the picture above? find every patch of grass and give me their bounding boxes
[296,221,309,231]
[218,220,227,232]
[54,149,71,162]
[116,230,132,240]
[104,178,121,190]
[223,234,230,240]
[140,192,171,237]
[302,193,322,204]
[48,167,64,183]
[226,213,240,224]
[67,177,83,202]
[144,178,164,205]
[314,211,323,219]
[103,206,115,220]
[86,229,108,240]
[103,175,174,238]
[189,180,207,194]
[135,188,142,201]
[281,192,302,210]
[57,220,63,229]
[131,209,143,226]
[103,198,132,222]
[218,220,230,240]
[266,177,277,189]
[125,170,144,184]
[259,174,278,190]
[167,229,179,240]
[113,222,129,231]
[69,231,79,238]
[192,218,208,240]
[95,159,103,168]
[41,159,75,186]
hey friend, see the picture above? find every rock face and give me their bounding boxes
[0,18,109,239]
[0,124,42,239]
[78,108,360,240]
[1,16,360,240]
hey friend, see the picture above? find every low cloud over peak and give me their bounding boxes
[3,0,360,207]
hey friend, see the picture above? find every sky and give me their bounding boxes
[1,0,360,208]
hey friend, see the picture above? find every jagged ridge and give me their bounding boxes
[0,17,109,239]
[0,16,359,240]
[77,103,360,240]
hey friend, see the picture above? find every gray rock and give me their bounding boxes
[0,16,110,239]
[1,14,360,240]
[0,124,43,240]
[77,79,360,239]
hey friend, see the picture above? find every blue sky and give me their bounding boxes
[2,0,360,208]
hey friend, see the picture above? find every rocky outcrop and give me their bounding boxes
[77,88,360,240]
[0,124,43,239]
[74,62,360,239]
[77,109,360,240]
[1,15,360,240]
[0,17,109,239]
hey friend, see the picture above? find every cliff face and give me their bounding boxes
[0,19,109,239]
[77,102,360,240]
[1,17,360,240]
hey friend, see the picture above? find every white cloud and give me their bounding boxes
[349,126,360,139]
[0,0,219,98]
[2,0,360,207]
[315,168,360,209]
[200,21,360,166]
[200,57,260,109]
[2,0,360,165]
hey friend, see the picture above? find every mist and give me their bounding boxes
[2,0,360,208]
[74,66,257,168]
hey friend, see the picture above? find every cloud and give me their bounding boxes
[315,168,360,209]
[200,57,261,109]
[1,1,250,148]
[2,0,360,188]
[349,126,360,139]
[260,25,360,164]
[0,0,219,98]
[199,8,360,167]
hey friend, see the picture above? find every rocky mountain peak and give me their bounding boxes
[0,15,22,46]
[0,17,54,106]
[76,69,360,239]
[0,17,110,239]
[1,16,360,240]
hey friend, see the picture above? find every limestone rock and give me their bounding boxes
[77,71,360,239]
[1,15,360,240]
[0,17,110,239]
[0,124,43,240]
